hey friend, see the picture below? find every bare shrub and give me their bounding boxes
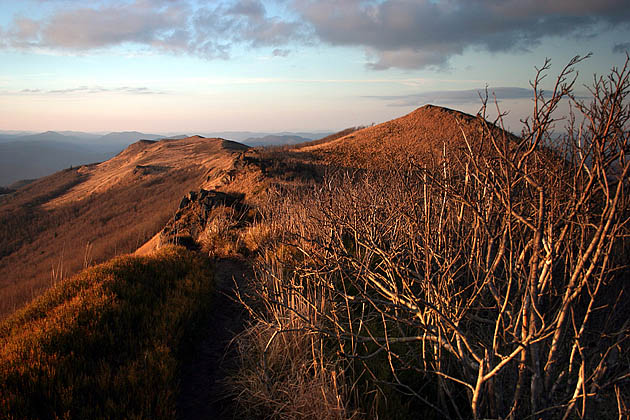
[245,56,630,419]
[230,244,361,419]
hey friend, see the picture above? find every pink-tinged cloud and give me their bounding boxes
[1,0,629,69]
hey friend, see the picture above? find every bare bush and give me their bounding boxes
[246,56,630,419]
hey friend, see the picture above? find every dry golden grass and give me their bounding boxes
[231,321,360,420]
[0,246,214,420]
[301,104,504,169]
[228,243,361,420]
[240,221,274,254]
[0,136,246,319]
[199,206,247,258]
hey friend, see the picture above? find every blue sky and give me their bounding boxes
[0,0,629,133]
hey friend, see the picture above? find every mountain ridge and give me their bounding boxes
[302,104,498,169]
[0,104,503,317]
[0,134,251,317]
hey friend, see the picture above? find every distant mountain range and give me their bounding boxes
[0,130,331,186]
[196,131,332,143]
[0,131,167,187]
[241,134,313,147]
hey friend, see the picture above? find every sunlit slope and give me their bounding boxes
[303,104,508,169]
[46,136,248,208]
[0,136,248,318]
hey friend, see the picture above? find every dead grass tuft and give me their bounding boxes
[230,321,357,420]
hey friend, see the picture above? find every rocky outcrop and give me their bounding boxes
[160,189,248,249]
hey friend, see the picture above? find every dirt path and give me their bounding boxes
[177,257,251,420]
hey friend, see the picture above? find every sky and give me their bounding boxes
[0,0,629,134]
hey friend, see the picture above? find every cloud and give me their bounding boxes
[228,0,266,17]
[15,85,163,95]
[193,0,305,54]
[613,42,630,53]
[294,0,630,69]
[272,48,290,57]
[1,0,629,69]
[0,1,190,53]
[1,0,305,59]
[366,87,533,107]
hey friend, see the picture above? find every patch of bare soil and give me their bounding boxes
[177,257,252,420]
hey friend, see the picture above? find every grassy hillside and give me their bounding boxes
[0,136,246,319]
[0,166,203,318]
[301,105,504,169]
[0,246,214,420]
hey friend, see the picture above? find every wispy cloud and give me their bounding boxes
[272,48,290,57]
[613,42,630,53]
[12,86,164,95]
[366,87,533,107]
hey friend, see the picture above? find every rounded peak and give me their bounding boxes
[306,103,506,169]
[414,103,468,116]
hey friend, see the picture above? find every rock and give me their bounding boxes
[160,189,249,250]
[179,197,190,209]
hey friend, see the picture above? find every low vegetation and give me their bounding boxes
[0,246,214,420]
[1,56,628,420]
[233,57,630,418]
[0,166,203,318]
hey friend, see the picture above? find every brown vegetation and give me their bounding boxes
[0,246,214,419]
[0,136,246,318]
[301,105,507,170]
[1,56,628,420]
[233,56,630,419]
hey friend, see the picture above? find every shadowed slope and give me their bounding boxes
[0,246,214,420]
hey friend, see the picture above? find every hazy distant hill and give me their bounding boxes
[0,140,114,186]
[56,130,102,140]
[98,131,162,144]
[0,131,174,186]
[242,134,312,147]
[200,131,332,142]
[12,131,87,143]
